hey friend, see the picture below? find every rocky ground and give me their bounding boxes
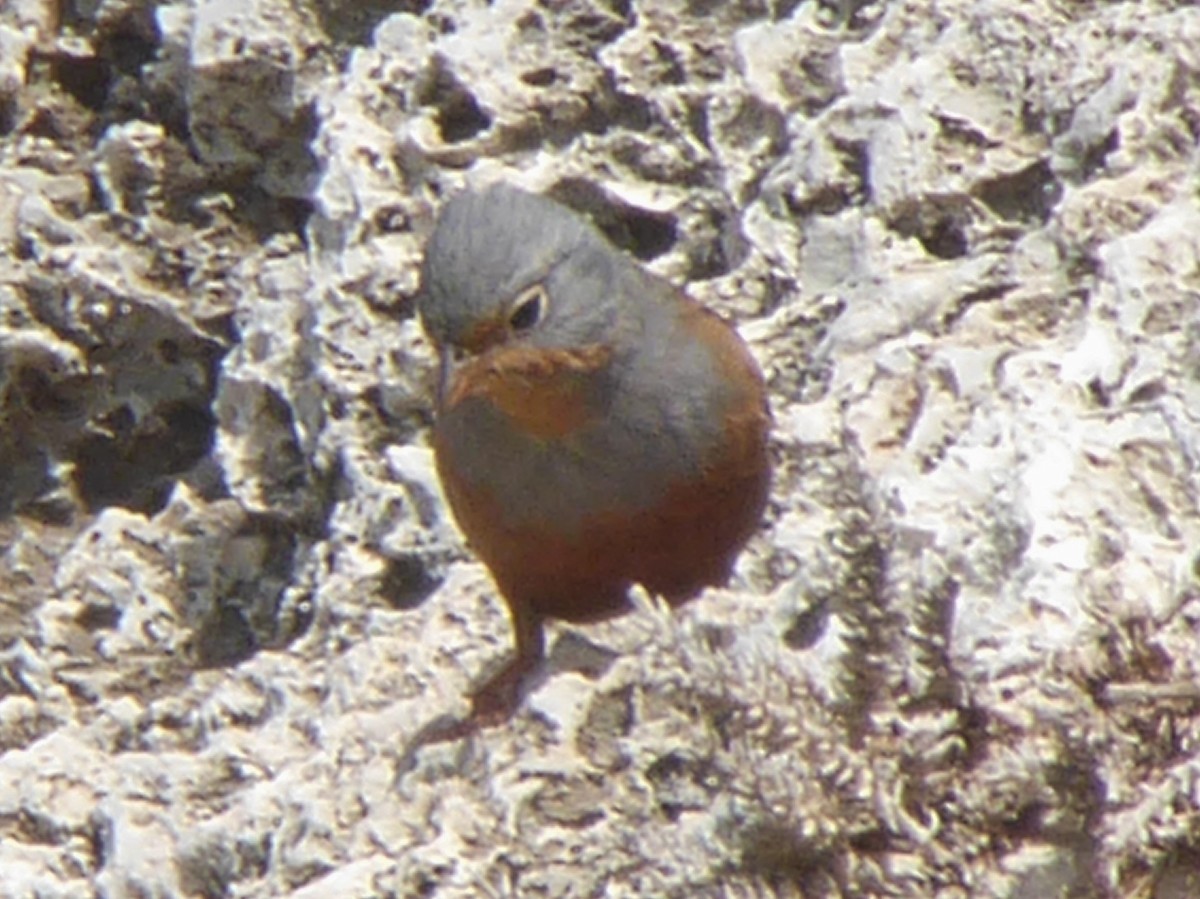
[1,0,1200,896]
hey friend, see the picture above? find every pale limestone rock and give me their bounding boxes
[1,1,1200,897]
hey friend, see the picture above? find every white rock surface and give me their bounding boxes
[1,0,1199,896]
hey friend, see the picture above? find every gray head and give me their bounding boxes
[419,183,636,356]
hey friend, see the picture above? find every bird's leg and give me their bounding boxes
[469,599,545,726]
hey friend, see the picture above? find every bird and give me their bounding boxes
[418,182,771,724]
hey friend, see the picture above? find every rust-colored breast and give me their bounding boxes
[445,343,613,442]
[435,296,770,624]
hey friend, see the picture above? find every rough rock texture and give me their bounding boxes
[2,0,1200,896]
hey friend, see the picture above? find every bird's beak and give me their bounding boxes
[437,346,454,410]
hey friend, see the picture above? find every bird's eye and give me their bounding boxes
[508,285,547,332]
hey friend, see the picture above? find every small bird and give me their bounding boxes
[419,183,771,723]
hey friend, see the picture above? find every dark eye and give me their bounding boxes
[508,285,547,332]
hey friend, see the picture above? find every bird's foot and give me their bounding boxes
[469,657,531,727]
